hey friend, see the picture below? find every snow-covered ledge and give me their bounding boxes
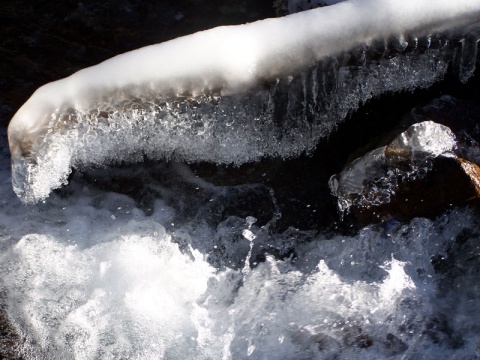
[8,0,480,203]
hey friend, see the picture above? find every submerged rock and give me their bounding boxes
[330,121,480,226]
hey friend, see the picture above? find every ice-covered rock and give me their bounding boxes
[330,121,480,226]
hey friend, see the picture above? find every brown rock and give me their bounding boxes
[458,158,480,198]
[349,156,480,227]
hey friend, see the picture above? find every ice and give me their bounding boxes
[330,121,459,214]
[8,0,480,203]
[386,121,457,159]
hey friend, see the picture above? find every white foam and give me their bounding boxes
[3,230,214,358]
[1,191,479,358]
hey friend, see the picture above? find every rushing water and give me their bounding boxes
[2,114,480,358]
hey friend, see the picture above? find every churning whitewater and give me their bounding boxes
[1,128,480,358]
[8,0,480,203]
[2,0,480,359]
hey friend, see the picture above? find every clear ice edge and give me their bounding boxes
[9,19,480,204]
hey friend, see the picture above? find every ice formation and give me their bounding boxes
[8,0,480,203]
[330,121,458,214]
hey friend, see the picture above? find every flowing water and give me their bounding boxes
[2,126,480,359]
